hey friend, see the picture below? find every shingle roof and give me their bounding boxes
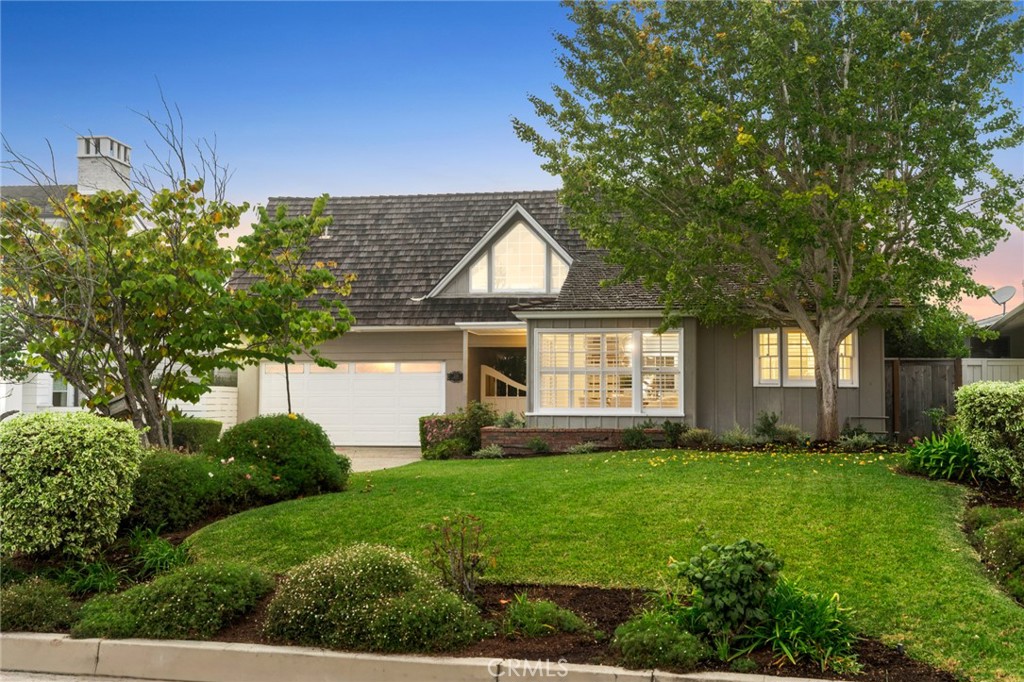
[253,191,590,327]
[517,250,663,313]
[1,185,76,220]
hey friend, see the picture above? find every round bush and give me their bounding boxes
[125,449,214,531]
[0,412,144,559]
[614,610,709,670]
[265,543,486,652]
[0,577,79,632]
[423,437,470,460]
[957,381,1024,492]
[169,417,222,452]
[206,414,350,500]
[73,562,272,640]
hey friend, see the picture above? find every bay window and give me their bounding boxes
[754,329,857,387]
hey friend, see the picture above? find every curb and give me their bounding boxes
[0,634,840,682]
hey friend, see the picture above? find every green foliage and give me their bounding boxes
[882,306,993,359]
[525,436,551,454]
[753,412,781,441]
[423,437,471,460]
[719,425,754,448]
[264,543,486,652]
[125,449,213,531]
[672,539,783,645]
[773,424,809,446]
[663,420,689,448]
[170,417,222,452]
[496,411,527,429]
[740,578,859,672]
[57,559,125,596]
[129,529,190,579]
[472,444,504,459]
[501,593,590,637]
[419,414,462,450]
[0,577,79,632]
[679,428,716,449]
[566,441,600,455]
[621,424,654,450]
[613,610,709,671]
[515,1,1024,441]
[458,401,499,452]
[980,519,1024,585]
[836,433,879,453]
[72,563,272,640]
[964,505,1024,537]
[905,428,980,482]
[425,513,494,601]
[207,414,349,500]
[957,381,1024,492]
[0,412,144,559]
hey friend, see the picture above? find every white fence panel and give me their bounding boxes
[171,386,238,429]
[962,358,1024,385]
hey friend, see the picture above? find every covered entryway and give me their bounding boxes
[258,361,445,446]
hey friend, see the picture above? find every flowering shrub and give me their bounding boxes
[264,543,488,652]
[0,412,144,559]
[419,414,462,449]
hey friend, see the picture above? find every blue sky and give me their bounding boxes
[2,1,1022,316]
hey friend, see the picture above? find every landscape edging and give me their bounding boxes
[0,633,841,682]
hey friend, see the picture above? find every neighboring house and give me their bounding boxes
[238,191,886,446]
[968,299,1024,383]
[0,135,237,427]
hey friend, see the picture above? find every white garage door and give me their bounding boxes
[259,361,445,446]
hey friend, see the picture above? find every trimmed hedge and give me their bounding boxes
[171,417,222,452]
[0,412,144,559]
[957,381,1024,492]
[125,450,214,531]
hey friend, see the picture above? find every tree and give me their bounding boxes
[882,305,995,359]
[515,0,1024,439]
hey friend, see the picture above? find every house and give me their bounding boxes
[0,136,237,426]
[238,191,886,445]
[967,298,1024,383]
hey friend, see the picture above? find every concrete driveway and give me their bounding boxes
[335,446,421,472]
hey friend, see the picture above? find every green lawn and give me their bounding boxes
[187,450,1024,681]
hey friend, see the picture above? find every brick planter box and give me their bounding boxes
[481,426,668,454]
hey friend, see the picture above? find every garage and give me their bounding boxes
[258,361,445,446]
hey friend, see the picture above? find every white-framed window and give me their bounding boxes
[468,221,570,294]
[535,329,682,414]
[753,329,858,387]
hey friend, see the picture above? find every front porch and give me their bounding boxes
[460,322,527,416]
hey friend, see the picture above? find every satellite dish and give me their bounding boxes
[990,285,1017,314]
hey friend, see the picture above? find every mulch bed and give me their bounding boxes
[212,581,955,681]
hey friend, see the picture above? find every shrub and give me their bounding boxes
[679,428,715,448]
[206,414,350,500]
[125,449,213,532]
[753,411,780,441]
[774,423,808,445]
[423,437,471,460]
[964,505,1024,537]
[525,436,551,454]
[265,543,486,652]
[905,428,980,482]
[129,528,190,578]
[472,444,504,459]
[502,593,590,637]
[426,513,494,601]
[980,518,1024,583]
[458,401,499,451]
[957,381,1024,492]
[740,577,858,672]
[57,559,125,596]
[672,539,783,645]
[566,441,600,455]
[663,420,689,448]
[170,417,222,452]
[496,411,526,428]
[719,425,753,448]
[836,433,878,453]
[419,414,462,450]
[621,423,654,450]
[0,577,79,632]
[0,412,144,559]
[73,563,272,640]
[614,610,708,670]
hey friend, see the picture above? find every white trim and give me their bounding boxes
[752,328,860,388]
[347,325,458,333]
[455,321,527,332]
[425,204,573,298]
[514,309,663,320]
[752,328,781,387]
[531,327,684,417]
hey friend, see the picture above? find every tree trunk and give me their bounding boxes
[814,330,842,441]
[284,361,293,414]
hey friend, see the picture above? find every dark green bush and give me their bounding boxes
[206,414,350,500]
[501,593,590,637]
[525,435,551,454]
[125,450,214,531]
[0,577,79,631]
[497,411,526,428]
[613,610,708,670]
[621,423,654,450]
[963,505,1023,537]
[740,577,859,673]
[73,563,272,640]
[905,428,980,482]
[171,417,222,452]
[663,420,689,448]
[265,543,487,652]
[458,401,499,451]
[753,411,780,441]
[981,518,1024,583]
[423,437,471,460]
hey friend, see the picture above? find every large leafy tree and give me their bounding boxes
[516,0,1024,439]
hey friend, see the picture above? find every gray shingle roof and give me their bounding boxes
[255,191,590,327]
[518,250,662,313]
[1,185,76,220]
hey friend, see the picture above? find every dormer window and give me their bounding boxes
[469,222,570,294]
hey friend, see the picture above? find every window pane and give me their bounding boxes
[470,255,488,292]
[540,372,569,408]
[310,363,348,373]
[264,363,303,374]
[550,257,569,292]
[756,330,780,383]
[642,332,678,369]
[605,374,633,408]
[355,362,395,374]
[539,333,570,369]
[839,334,854,383]
[492,222,546,291]
[785,331,815,381]
[643,373,679,409]
[400,362,442,373]
[605,334,633,368]
[578,334,601,369]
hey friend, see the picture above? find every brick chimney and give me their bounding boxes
[77,136,131,194]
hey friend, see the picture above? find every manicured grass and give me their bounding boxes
[187,450,1024,681]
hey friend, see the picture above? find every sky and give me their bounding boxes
[2,1,1022,320]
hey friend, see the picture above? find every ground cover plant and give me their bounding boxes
[189,449,1024,680]
[0,577,79,632]
[501,592,592,638]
